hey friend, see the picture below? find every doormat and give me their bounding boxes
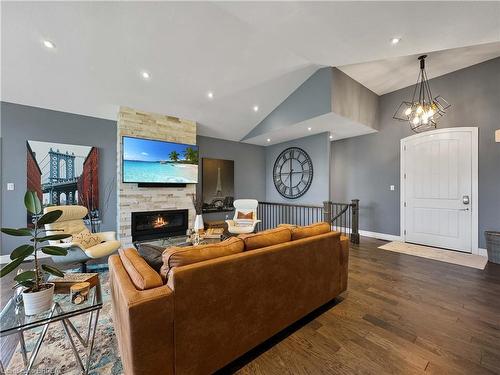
[378,241,487,270]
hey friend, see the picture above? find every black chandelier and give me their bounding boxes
[393,55,450,133]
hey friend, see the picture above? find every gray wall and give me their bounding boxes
[0,105,270,252]
[332,68,379,130]
[331,57,500,248]
[266,132,330,206]
[197,135,266,221]
[0,102,117,254]
[242,67,332,141]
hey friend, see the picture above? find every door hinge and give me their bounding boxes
[404,202,407,207]
[404,145,406,151]
[404,173,407,179]
[404,229,406,235]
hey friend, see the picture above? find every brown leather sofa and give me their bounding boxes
[109,225,349,375]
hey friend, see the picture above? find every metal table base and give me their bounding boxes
[1,292,101,375]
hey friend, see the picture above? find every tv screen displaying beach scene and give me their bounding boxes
[122,136,199,183]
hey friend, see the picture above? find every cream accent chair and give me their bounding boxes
[44,205,120,271]
[225,199,261,234]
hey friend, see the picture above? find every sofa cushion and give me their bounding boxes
[239,227,292,251]
[118,248,163,291]
[278,223,298,229]
[291,222,331,240]
[160,237,244,280]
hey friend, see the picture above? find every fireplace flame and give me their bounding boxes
[152,216,168,229]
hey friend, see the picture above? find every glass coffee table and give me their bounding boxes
[0,279,102,374]
[135,234,222,249]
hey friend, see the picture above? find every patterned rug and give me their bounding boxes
[5,269,123,374]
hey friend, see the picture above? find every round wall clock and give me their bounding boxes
[273,147,313,199]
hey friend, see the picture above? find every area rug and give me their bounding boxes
[378,241,487,270]
[5,269,123,374]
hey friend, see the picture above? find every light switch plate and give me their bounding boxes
[7,183,15,191]
[390,185,395,191]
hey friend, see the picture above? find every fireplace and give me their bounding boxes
[131,209,189,242]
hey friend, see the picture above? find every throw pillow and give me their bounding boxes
[160,237,244,281]
[72,229,101,249]
[135,243,165,272]
[237,211,254,220]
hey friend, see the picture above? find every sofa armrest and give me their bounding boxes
[96,231,116,242]
[109,255,174,375]
[339,235,350,292]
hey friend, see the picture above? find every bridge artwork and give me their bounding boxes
[26,140,99,226]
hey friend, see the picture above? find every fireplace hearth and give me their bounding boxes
[131,209,188,242]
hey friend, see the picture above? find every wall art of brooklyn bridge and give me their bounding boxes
[26,140,99,226]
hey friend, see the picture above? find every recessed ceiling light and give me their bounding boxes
[329,134,333,139]
[266,138,271,142]
[42,40,55,49]
[307,127,312,131]
[253,105,259,112]
[207,91,214,99]
[141,71,151,80]
[391,37,401,45]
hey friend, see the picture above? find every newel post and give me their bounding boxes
[323,201,332,227]
[351,199,360,244]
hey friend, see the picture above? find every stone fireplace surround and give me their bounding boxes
[117,107,197,248]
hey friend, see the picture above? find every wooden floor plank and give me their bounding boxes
[219,236,500,374]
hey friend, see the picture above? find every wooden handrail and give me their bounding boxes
[257,201,323,209]
[257,200,360,244]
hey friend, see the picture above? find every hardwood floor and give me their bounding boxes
[221,236,500,374]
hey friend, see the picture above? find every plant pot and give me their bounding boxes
[23,283,55,315]
[194,214,204,234]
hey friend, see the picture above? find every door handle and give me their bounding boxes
[462,195,470,205]
[458,208,470,211]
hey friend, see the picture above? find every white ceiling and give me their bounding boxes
[339,42,500,95]
[2,2,500,142]
[244,112,377,147]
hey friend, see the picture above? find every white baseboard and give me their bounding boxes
[358,230,402,242]
[478,248,488,257]
[332,226,402,242]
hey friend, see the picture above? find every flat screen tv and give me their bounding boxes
[122,136,199,184]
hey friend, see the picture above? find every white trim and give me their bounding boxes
[478,248,488,258]
[0,253,51,265]
[471,128,479,255]
[358,230,402,242]
[333,226,402,242]
[400,127,480,255]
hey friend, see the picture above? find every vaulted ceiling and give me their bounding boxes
[2,2,499,141]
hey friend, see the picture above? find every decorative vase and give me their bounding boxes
[194,214,204,234]
[23,283,55,315]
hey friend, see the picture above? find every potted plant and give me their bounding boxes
[0,191,71,315]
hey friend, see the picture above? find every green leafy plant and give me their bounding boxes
[169,150,180,162]
[0,191,71,292]
[184,147,198,164]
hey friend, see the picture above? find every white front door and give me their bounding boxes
[401,128,478,253]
